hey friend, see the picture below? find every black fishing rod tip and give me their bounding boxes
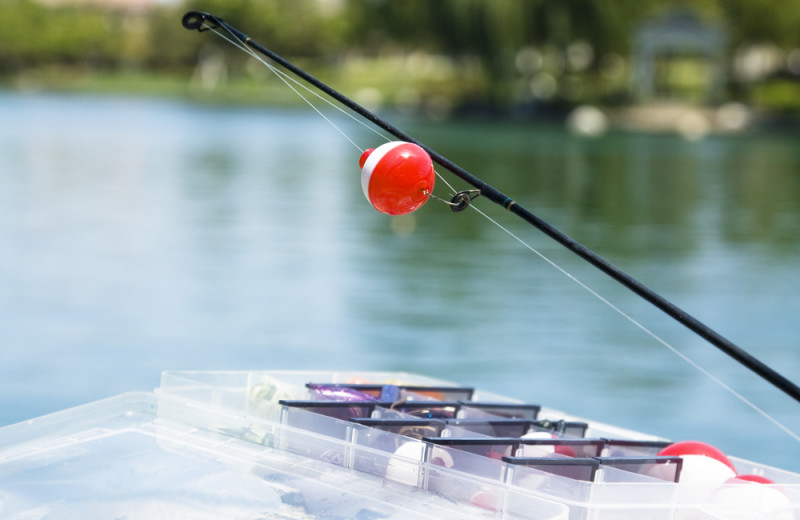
[182,11,211,30]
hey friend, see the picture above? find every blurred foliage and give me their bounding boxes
[1,0,799,114]
[0,0,116,69]
[183,0,350,57]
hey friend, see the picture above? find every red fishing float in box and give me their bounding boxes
[710,475,794,519]
[658,440,737,484]
[359,141,435,215]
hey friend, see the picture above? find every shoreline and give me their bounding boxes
[4,69,800,138]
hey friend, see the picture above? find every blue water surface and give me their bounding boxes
[1,91,799,471]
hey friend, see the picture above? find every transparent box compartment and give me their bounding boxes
[157,370,800,520]
[0,391,568,520]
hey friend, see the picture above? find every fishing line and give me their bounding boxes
[204,23,390,152]
[183,11,800,410]
[469,204,800,444]
[205,24,800,442]
[268,74,800,448]
[206,21,461,203]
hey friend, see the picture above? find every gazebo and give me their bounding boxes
[631,9,727,104]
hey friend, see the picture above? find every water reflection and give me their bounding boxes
[1,92,798,470]
[406,120,800,254]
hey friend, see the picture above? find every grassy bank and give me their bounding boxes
[1,53,486,116]
[3,67,304,105]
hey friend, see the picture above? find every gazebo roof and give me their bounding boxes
[635,8,725,52]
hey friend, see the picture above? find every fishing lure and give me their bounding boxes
[307,383,376,402]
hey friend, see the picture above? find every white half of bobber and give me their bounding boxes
[519,430,580,458]
[360,141,406,200]
[384,441,454,487]
[678,454,737,484]
[384,441,425,486]
[520,431,559,457]
[710,477,794,520]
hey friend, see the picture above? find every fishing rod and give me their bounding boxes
[181,10,800,405]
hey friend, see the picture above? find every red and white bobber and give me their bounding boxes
[384,440,453,486]
[709,475,794,520]
[520,430,577,457]
[658,440,737,484]
[359,141,435,215]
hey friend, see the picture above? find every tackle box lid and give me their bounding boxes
[0,391,567,520]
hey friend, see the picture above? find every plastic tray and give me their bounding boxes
[0,391,567,519]
[158,370,800,520]
[2,370,798,519]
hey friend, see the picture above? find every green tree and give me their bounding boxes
[0,0,118,71]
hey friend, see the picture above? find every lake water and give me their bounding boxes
[1,90,799,471]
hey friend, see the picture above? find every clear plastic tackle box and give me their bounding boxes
[0,370,798,520]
